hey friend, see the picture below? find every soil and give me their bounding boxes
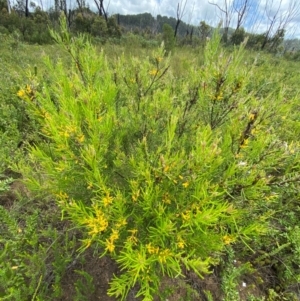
[55,251,267,301]
[0,179,29,208]
[56,252,119,301]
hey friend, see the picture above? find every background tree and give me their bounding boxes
[268,28,285,52]
[198,20,211,44]
[91,15,107,36]
[232,0,250,32]
[209,0,233,43]
[208,0,300,50]
[106,15,121,37]
[174,0,187,38]
[230,27,246,45]
[260,0,283,50]
[25,0,28,16]
[6,0,10,13]
[93,0,107,22]
[54,0,68,23]
[76,0,86,17]
[14,0,27,16]
[260,0,300,51]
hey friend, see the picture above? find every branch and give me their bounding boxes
[208,0,226,14]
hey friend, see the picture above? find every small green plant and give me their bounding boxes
[221,247,253,301]
[266,289,298,301]
[74,270,95,301]
[0,202,80,300]
[0,207,41,300]
[0,176,13,193]
[204,290,214,301]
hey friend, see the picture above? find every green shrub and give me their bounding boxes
[18,17,300,300]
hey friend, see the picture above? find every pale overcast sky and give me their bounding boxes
[95,0,300,38]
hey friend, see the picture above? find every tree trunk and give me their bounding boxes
[174,19,181,38]
[6,0,11,14]
[25,0,29,17]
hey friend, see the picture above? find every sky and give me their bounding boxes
[89,0,300,39]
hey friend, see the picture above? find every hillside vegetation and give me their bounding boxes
[0,16,300,301]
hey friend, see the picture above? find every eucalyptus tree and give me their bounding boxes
[6,0,11,13]
[93,0,108,22]
[260,0,300,50]
[174,0,188,38]
[208,0,234,42]
[209,0,300,49]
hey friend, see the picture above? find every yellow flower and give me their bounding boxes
[84,205,108,235]
[77,134,85,143]
[146,243,159,254]
[149,69,158,76]
[181,210,191,221]
[240,139,249,148]
[17,89,25,98]
[182,181,189,188]
[110,229,119,242]
[223,235,235,245]
[103,193,113,207]
[158,249,172,263]
[163,165,170,173]
[127,229,138,245]
[177,240,185,249]
[116,218,127,228]
[249,112,257,121]
[176,235,186,249]
[56,191,69,200]
[105,239,115,253]
[212,91,223,101]
[61,131,70,138]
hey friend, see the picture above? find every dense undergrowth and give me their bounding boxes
[0,17,300,301]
